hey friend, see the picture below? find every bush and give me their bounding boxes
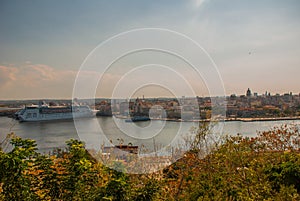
[0,124,299,200]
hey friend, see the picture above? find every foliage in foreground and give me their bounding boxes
[0,124,299,200]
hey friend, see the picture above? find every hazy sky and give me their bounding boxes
[0,0,300,99]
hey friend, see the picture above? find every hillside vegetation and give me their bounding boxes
[0,124,299,200]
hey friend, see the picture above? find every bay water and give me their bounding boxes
[0,116,299,153]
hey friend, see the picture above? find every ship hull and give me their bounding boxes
[17,105,95,122]
[18,113,94,122]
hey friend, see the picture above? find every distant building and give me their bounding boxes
[246,88,252,97]
[102,145,139,161]
[230,94,237,99]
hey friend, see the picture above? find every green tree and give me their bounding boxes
[0,137,39,200]
[264,152,300,193]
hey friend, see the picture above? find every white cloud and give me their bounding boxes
[0,63,77,99]
[0,63,128,99]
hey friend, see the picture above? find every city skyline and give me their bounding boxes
[0,0,300,99]
[0,87,299,101]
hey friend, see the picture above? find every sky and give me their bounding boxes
[0,0,300,100]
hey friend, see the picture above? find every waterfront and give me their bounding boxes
[0,116,299,153]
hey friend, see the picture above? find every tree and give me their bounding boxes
[0,137,39,200]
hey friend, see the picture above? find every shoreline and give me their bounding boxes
[2,111,300,123]
[159,117,300,123]
[113,115,300,123]
[226,116,300,122]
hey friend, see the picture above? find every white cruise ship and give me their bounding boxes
[15,101,95,122]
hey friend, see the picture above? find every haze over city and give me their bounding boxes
[0,0,300,100]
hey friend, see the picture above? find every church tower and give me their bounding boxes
[246,88,252,97]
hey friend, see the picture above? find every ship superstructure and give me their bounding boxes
[16,101,94,122]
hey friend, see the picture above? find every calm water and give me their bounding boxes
[0,116,299,153]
